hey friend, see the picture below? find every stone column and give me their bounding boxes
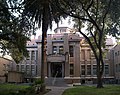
[74,43,80,77]
[48,63,51,77]
[62,63,64,77]
[64,33,69,77]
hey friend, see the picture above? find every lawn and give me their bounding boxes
[0,83,34,95]
[0,83,30,90]
[62,85,120,95]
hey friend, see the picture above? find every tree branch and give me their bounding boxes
[86,0,94,10]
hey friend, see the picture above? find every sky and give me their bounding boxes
[31,17,74,39]
[31,17,117,44]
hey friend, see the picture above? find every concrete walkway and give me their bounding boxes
[44,86,72,95]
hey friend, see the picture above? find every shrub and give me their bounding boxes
[34,79,43,85]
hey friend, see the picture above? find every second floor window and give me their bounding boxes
[59,46,64,54]
[27,51,30,60]
[31,51,35,60]
[69,46,74,57]
[53,46,57,54]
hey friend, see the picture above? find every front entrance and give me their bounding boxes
[51,63,62,77]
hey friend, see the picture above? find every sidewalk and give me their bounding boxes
[44,86,72,95]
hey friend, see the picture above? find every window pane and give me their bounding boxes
[31,65,35,76]
[59,46,64,54]
[53,46,57,54]
[87,65,91,75]
[31,51,35,60]
[87,50,91,59]
[81,50,85,60]
[36,50,38,60]
[27,51,30,60]
[81,65,85,75]
[21,65,24,72]
[26,65,29,75]
[16,65,19,71]
[69,46,73,57]
[70,64,74,75]
[105,65,109,74]
[93,65,96,75]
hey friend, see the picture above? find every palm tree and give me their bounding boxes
[21,0,66,92]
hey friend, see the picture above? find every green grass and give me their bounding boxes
[0,83,29,90]
[62,85,120,95]
[0,83,33,95]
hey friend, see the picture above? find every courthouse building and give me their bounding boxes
[16,27,115,84]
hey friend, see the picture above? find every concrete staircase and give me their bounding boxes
[45,77,68,87]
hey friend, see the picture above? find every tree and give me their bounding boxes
[54,0,120,88]
[20,0,66,92]
[0,0,29,63]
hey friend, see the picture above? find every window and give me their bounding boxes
[53,46,57,54]
[59,46,64,54]
[21,65,25,72]
[93,65,97,75]
[27,51,30,60]
[87,50,91,59]
[36,50,38,61]
[81,50,85,60]
[53,38,56,40]
[87,65,91,75]
[69,46,74,57]
[81,65,85,75]
[31,51,35,60]
[70,64,74,75]
[105,65,109,74]
[31,65,35,76]
[26,65,29,75]
[115,52,117,56]
[16,65,19,71]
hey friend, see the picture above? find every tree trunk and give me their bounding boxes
[96,55,104,88]
[97,72,104,88]
[40,2,49,92]
[40,31,46,92]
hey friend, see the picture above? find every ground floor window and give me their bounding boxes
[31,65,35,76]
[70,64,74,75]
[81,65,85,75]
[93,65,97,75]
[105,65,109,74]
[87,65,91,75]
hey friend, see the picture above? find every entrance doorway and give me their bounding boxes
[51,63,62,77]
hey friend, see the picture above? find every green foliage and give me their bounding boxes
[0,0,31,63]
[54,0,120,87]
[34,79,43,85]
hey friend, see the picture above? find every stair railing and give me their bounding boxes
[52,71,58,85]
